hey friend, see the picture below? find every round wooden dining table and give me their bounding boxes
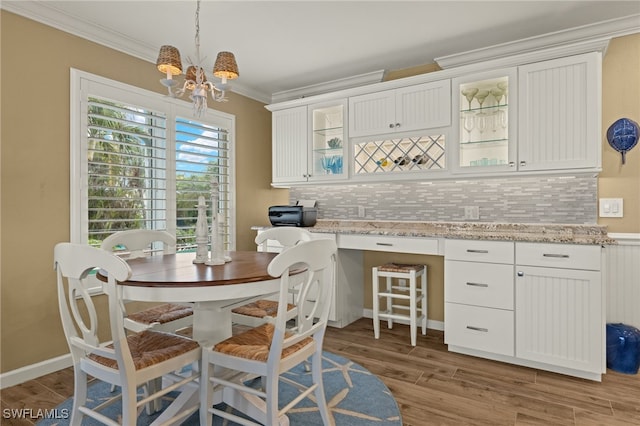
[107,251,283,347]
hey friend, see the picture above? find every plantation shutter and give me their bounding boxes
[86,97,168,245]
[175,116,231,250]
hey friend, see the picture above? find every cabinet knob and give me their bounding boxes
[517,271,524,277]
[508,162,516,167]
[520,161,527,167]
[389,123,395,128]
[395,123,401,128]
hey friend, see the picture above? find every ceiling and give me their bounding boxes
[4,1,640,103]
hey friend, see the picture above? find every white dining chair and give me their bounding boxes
[101,229,193,333]
[54,243,201,426]
[230,227,312,327]
[200,238,337,426]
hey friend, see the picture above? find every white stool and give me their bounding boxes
[372,263,427,346]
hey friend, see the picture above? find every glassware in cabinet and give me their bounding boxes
[456,72,514,171]
[311,102,346,177]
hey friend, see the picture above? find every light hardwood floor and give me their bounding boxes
[2,318,639,425]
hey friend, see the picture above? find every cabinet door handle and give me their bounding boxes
[395,122,401,128]
[542,253,570,258]
[466,249,489,254]
[520,161,527,167]
[466,282,489,288]
[466,326,489,332]
[376,242,393,246]
[508,162,516,167]
[389,123,395,128]
[517,271,524,277]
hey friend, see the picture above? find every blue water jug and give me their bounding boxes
[606,323,640,374]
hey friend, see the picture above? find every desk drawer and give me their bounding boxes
[338,234,439,255]
[445,239,514,264]
[445,261,514,309]
[516,242,601,271]
[445,303,514,356]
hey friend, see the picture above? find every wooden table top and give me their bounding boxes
[107,251,279,288]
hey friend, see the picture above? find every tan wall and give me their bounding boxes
[599,33,640,233]
[1,11,638,373]
[0,11,287,373]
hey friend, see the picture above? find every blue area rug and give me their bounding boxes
[38,351,401,425]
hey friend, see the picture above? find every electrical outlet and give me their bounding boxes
[357,206,366,218]
[464,206,480,220]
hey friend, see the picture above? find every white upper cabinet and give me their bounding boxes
[272,106,308,184]
[518,52,601,171]
[271,100,348,185]
[451,67,518,174]
[348,80,451,138]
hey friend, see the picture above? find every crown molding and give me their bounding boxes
[270,70,385,104]
[2,1,272,104]
[435,14,640,69]
[2,1,157,63]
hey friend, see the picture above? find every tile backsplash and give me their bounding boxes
[290,175,597,224]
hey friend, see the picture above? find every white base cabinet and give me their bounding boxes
[444,240,515,356]
[445,239,605,381]
[515,242,604,376]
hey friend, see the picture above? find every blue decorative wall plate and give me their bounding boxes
[607,118,639,164]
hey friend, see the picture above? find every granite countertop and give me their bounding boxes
[302,220,615,245]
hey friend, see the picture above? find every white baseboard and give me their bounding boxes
[362,309,444,331]
[0,353,72,389]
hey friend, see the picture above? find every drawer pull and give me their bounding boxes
[466,249,489,254]
[466,326,489,332]
[542,253,570,258]
[466,282,489,288]
[376,242,393,246]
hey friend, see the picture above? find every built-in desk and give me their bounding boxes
[253,220,612,380]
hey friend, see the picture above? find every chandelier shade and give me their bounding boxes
[156,45,183,76]
[213,51,239,80]
[155,0,238,116]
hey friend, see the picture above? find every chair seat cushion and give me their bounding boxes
[88,330,199,370]
[127,303,193,325]
[231,299,294,319]
[214,323,313,362]
[377,263,425,273]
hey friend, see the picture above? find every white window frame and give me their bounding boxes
[70,69,236,292]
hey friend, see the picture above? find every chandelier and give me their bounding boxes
[156,0,239,116]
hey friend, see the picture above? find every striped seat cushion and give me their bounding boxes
[88,330,199,370]
[214,323,313,362]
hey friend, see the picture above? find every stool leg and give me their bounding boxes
[409,270,417,346]
[386,276,393,329]
[421,267,427,335]
[372,268,380,339]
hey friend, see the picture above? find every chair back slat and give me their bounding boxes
[54,243,132,363]
[255,227,312,252]
[267,239,337,356]
[101,229,176,259]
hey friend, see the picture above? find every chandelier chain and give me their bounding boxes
[194,0,201,63]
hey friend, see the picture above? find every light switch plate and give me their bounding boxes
[599,198,623,218]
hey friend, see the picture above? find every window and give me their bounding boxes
[71,69,235,258]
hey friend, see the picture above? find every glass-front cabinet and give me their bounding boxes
[309,100,347,181]
[452,68,517,173]
[271,100,347,185]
